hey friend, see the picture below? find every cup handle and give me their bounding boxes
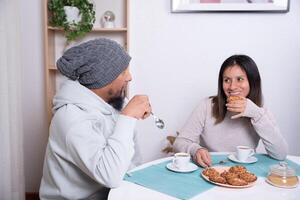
[249,149,255,157]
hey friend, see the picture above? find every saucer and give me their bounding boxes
[228,154,257,164]
[166,162,198,173]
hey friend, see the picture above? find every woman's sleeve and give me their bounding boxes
[243,99,288,160]
[173,99,207,157]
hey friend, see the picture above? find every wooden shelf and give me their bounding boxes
[44,0,130,124]
[48,65,57,70]
[48,26,127,32]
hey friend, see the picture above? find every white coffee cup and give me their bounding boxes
[236,146,255,162]
[172,152,191,169]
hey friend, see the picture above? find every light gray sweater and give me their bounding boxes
[174,97,288,160]
[40,80,141,200]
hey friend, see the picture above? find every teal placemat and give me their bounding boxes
[124,154,300,200]
[211,154,300,177]
[124,161,213,200]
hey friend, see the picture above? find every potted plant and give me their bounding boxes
[48,0,96,42]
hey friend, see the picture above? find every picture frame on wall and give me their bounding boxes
[171,0,290,13]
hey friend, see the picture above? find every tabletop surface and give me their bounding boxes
[108,153,300,200]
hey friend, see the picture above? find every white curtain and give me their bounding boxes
[0,0,25,199]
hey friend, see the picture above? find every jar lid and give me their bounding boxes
[269,162,296,177]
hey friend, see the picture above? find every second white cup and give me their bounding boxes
[172,152,191,169]
[236,146,255,162]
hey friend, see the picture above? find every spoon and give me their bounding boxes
[151,112,165,129]
[126,172,133,177]
[212,159,228,166]
[124,97,165,129]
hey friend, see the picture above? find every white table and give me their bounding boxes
[108,153,300,200]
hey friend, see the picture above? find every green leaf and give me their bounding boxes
[48,0,95,42]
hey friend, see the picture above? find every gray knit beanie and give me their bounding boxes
[56,38,131,89]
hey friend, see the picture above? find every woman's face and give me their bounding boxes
[222,65,250,98]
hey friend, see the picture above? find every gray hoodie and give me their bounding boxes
[40,79,140,200]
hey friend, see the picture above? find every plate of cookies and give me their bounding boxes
[201,165,257,188]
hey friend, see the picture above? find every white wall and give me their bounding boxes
[21,0,48,193]
[21,0,300,192]
[129,0,300,162]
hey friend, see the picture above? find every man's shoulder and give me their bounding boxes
[52,104,106,127]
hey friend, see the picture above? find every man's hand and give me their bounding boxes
[194,148,212,168]
[121,95,151,119]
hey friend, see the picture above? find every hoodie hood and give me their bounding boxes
[52,79,115,116]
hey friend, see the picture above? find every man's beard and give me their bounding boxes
[107,87,126,111]
[108,96,125,111]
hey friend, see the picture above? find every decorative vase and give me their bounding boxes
[64,6,82,24]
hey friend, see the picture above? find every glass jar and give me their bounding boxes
[101,10,115,28]
[266,162,299,188]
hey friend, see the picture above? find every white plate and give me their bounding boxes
[228,154,258,164]
[166,162,198,173]
[201,166,257,188]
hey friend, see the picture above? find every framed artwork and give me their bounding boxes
[171,0,290,13]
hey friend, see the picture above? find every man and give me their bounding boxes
[40,38,151,200]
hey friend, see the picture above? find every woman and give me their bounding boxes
[173,55,288,167]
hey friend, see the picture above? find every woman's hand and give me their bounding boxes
[226,96,247,119]
[194,148,212,168]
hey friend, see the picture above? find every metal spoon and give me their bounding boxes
[124,97,164,129]
[151,112,165,129]
[126,172,133,177]
[212,159,228,166]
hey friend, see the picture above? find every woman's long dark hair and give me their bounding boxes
[212,55,262,124]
